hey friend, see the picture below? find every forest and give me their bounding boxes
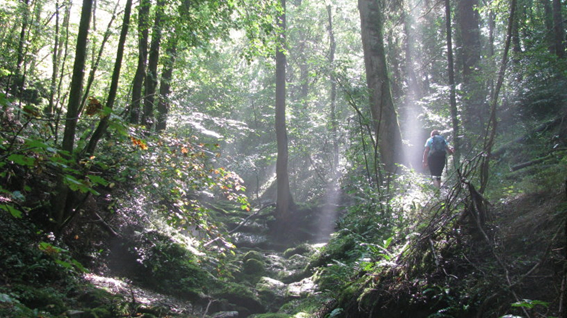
[0,0,566,316]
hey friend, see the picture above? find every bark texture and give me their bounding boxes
[358,0,404,173]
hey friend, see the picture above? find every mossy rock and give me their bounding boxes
[282,243,314,258]
[82,307,113,318]
[249,314,291,318]
[242,250,265,263]
[214,282,265,315]
[243,258,266,275]
[256,277,286,311]
[117,231,215,299]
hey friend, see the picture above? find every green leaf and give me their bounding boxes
[64,175,100,195]
[24,139,49,150]
[11,191,25,202]
[87,175,109,186]
[0,204,22,218]
[7,154,35,167]
[511,299,549,309]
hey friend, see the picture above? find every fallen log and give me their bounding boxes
[510,148,566,171]
[492,116,564,158]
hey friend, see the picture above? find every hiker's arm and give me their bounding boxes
[446,145,454,155]
[422,147,429,167]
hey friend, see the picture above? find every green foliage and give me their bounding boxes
[104,130,250,241]
[131,231,216,299]
[10,285,67,316]
[511,299,549,310]
[0,292,39,317]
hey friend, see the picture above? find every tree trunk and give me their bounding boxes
[479,0,517,193]
[446,0,460,166]
[327,4,339,176]
[53,0,93,228]
[457,0,484,138]
[84,0,133,155]
[275,0,294,234]
[156,36,177,132]
[358,0,404,173]
[541,0,555,54]
[53,0,72,142]
[8,0,31,99]
[80,3,119,115]
[47,0,61,116]
[141,0,164,130]
[129,0,150,124]
[552,0,565,58]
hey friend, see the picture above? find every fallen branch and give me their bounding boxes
[492,116,564,158]
[510,148,566,171]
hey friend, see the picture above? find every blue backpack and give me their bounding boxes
[430,135,446,156]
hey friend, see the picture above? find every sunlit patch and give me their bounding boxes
[84,274,194,314]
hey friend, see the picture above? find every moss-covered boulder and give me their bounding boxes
[212,282,265,317]
[285,278,316,299]
[256,277,286,311]
[282,243,314,259]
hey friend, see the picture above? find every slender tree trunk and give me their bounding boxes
[84,0,133,155]
[53,0,93,228]
[552,0,565,58]
[61,0,92,154]
[457,0,483,137]
[53,0,72,141]
[541,0,555,54]
[10,0,31,98]
[142,0,164,130]
[327,4,339,176]
[446,0,460,165]
[80,2,119,115]
[358,0,404,173]
[479,0,516,193]
[156,36,177,132]
[275,0,294,234]
[47,0,61,116]
[129,0,150,124]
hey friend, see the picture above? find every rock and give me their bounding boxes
[256,277,287,312]
[66,310,85,317]
[286,278,316,299]
[212,311,239,317]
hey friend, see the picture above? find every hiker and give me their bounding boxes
[422,130,454,188]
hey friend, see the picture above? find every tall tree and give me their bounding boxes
[358,0,404,173]
[84,0,133,155]
[480,0,517,193]
[327,4,339,176]
[53,0,93,228]
[275,0,294,232]
[142,0,165,130]
[129,0,150,124]
[446,0,460,165]
[457,0,484,138]
[156,35,177,132]
[552,0,565,58]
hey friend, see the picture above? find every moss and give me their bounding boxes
[243,258,266,275]
[243,250,265,262]
[282,243,313,258]
[11,284,67,315]
[249,314,291,318]
[84,307,112,318]
[131,234,214,299]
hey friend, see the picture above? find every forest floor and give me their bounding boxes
[1,171,566,318]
